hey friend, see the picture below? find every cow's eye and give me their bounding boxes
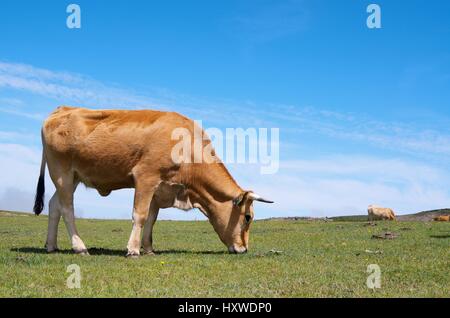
[245,214,252,223]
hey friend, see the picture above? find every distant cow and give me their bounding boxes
[433,215,450,222]
[33,106,273,257]
[368,205,396,221]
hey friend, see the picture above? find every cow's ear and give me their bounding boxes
[232,191,251,207]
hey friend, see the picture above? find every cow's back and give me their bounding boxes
[42,106,192,191]
[44,106,171,147]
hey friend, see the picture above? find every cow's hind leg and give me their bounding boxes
[45,192,61,253]
[141,200,160,255]
[127,176,159,257]
[57,180,88,255]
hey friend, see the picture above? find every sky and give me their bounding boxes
[1,0,450,220]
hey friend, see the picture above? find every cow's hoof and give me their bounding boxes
[45,242,59,253]
[75,249,90,256]
[126,252,140,259]
[143,250,156,256]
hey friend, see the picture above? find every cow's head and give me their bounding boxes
[206,191,273,254]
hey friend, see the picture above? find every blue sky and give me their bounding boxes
[1,0,450,219]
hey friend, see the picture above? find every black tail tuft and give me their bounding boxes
[33,175,45,215]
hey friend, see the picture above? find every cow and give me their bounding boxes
[33,106,273,257]
[433,215,450,222]
[367,205,396,221]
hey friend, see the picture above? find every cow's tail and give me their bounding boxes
[33,148,46,215]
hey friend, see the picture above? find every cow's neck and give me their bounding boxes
[183,162,242,211]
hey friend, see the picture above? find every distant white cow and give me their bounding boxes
[368,205,396,221]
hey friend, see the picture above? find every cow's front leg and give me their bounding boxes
[127,177,158,257]
[142,201,160,255]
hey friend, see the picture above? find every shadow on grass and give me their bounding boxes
[11,247,228,256]
[429,235,450,239]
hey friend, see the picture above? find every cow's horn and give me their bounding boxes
[248,193,274,204]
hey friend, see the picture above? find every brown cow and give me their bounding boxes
[33,106,273,256]
[433,215,450,222]
[368,205,396,221]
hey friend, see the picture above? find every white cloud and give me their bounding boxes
[0,131,38,142]
[0,97,24,106]
[0,61,159,108]
[0,61,82,83]
[2,60,450,162]
[0,107,44,121]
[251,105,450,159]
[228,155,450,218]
[0,187,35,213]
[280,156,442,184]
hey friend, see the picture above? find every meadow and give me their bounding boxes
[0,210,448,297]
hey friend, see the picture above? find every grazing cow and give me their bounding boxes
[367,205,396,221]
[33,106,273,256]
[433,215,450,222]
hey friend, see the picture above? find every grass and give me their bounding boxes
[329,215,369,222]
[0,210,449,297]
